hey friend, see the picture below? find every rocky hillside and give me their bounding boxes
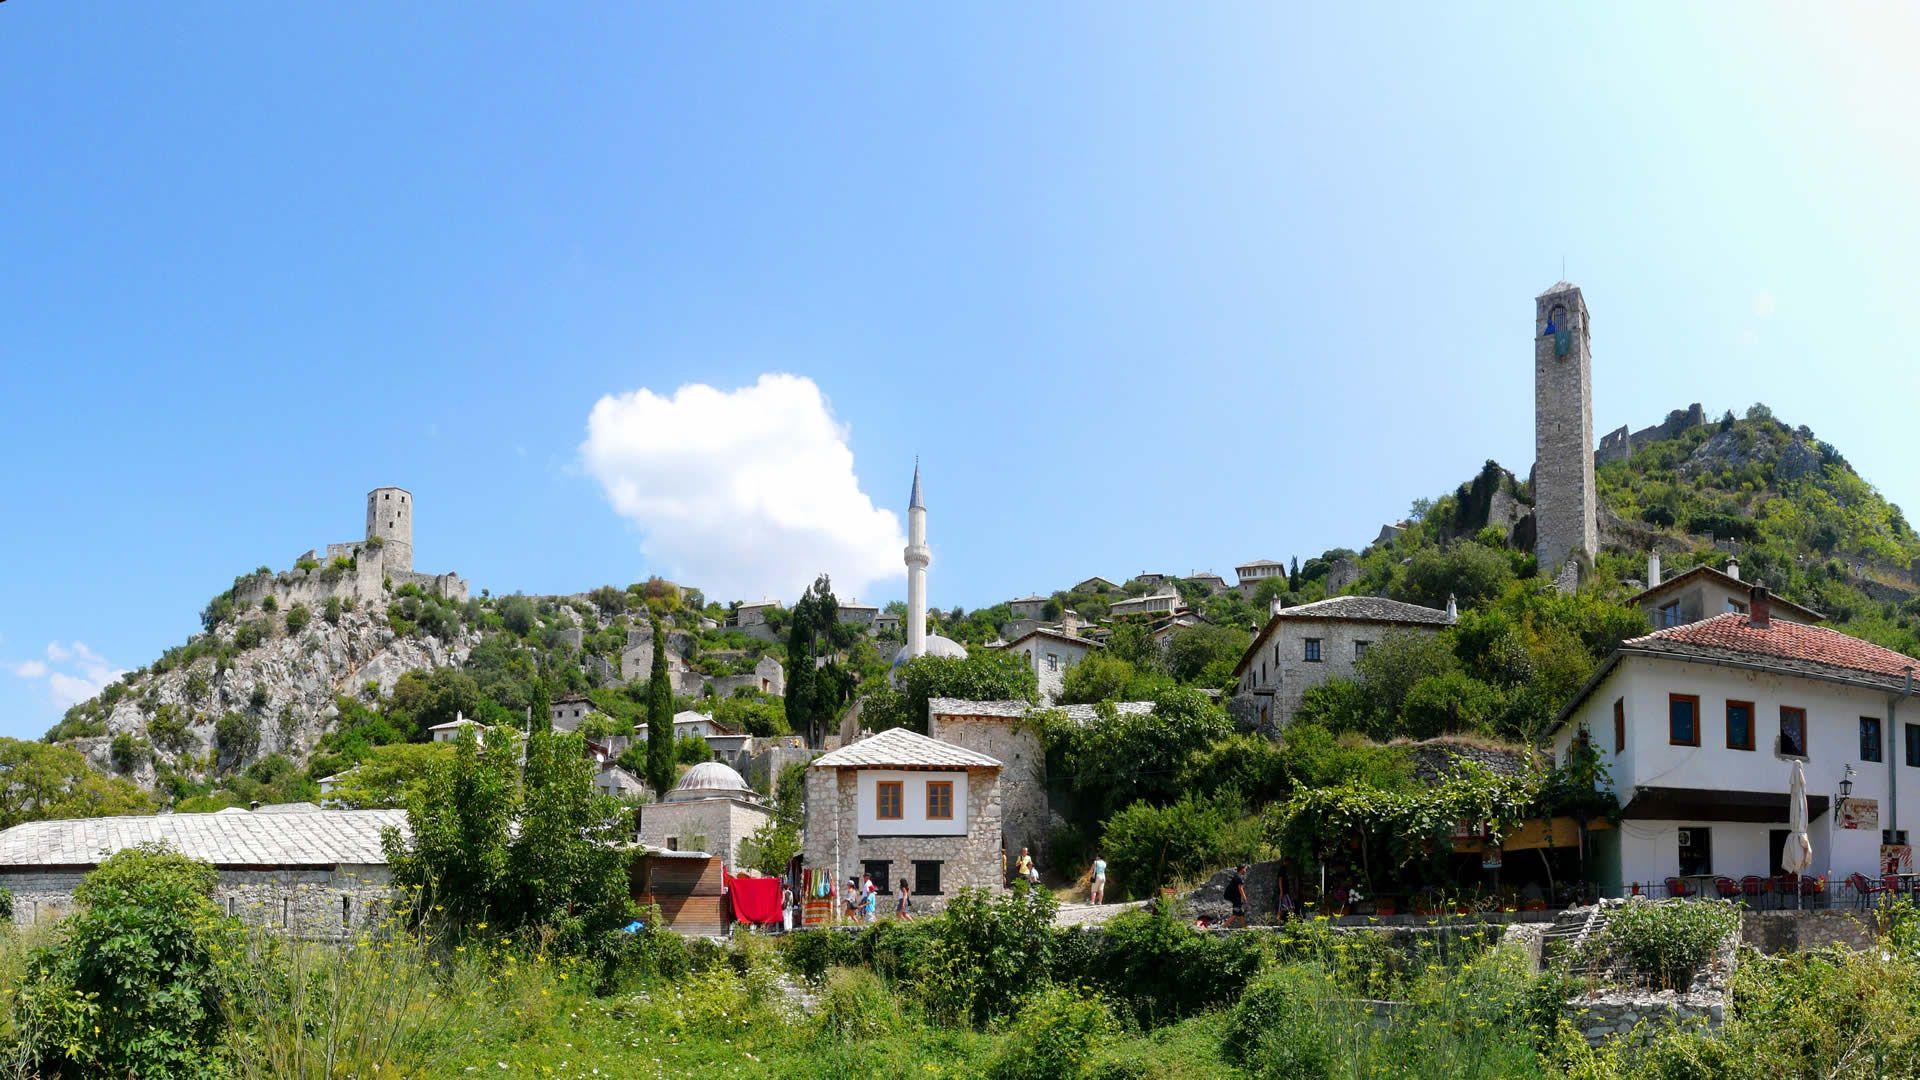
[48,592,476,793]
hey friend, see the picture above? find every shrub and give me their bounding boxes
[1100,793,1263,900]
[284,602,311,634]
[779,928,861,984]
[985,984,1117,1080]
[110,732,150,774]
[215,711,260,769]
[813,966,902,1041]
[923,885,1058,1027]
[1059,906,1266,1024]
[1592,899,1738,988]
[323,595,344,625]
[1221,964,1340,1077]
[17,844,242,1077]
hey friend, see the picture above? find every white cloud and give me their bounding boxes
[9,641,128,709]
[581,373,906,603]
[1752,291,1776,318]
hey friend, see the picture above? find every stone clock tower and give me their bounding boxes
[1533,281,1597,587]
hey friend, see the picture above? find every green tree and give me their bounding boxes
[1057,651,1136,705]
[284,602,312,634]
[384,725,519,932]
[862,649,1040,733]
[325,742,453,808]
[645,614,676,797]
[17,844,242,1077]
[0,738,153,828]
[509,729,636,948]
[1163,623,1251,686]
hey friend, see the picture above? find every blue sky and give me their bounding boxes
[4,5,1918,736]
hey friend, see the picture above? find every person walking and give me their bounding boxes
[781,883,795,932]
[843,877,861,924]
[1226,864,1249,921]
[1090,854,1108,905]
[895,877,914,921]
[1015,847,1035,887]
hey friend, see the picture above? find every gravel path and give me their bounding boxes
[1052,899,1148,927]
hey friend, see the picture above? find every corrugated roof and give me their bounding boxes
[0,808,408,869]
[811,726,1002,770]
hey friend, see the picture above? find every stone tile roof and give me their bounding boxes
[1624,612,1919,685]
[0,809,408,870]
[1269,595,1454,625]
[811,726,1003,770]
[927,698,1155,724]
[1002,627,1103,650]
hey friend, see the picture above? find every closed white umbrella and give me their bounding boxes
[1783,760,1814,908]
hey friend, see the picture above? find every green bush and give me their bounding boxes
[1592,900,1738,988]
[986,984,1117,1080]
[779,928,862,984]
[1100,793,1263,900]
[284,602,311,634]
[17,844,242,1077]
[813,966,903,1041]
[923,885,1059,1027]
[1221,964,1339,1077]
[1058,906,1266,1024]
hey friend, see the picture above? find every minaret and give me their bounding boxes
[904,462,929,659]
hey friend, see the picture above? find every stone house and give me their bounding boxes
[1149,613,1203,651]
[1186,572,1230,595]
[730,601,778,628]
[1071,576,1119,595]
[837,601,880,628]
[428,715,488,743]
[593,764,648,800]
[1005,595,1051,622]
[637,761,772,867]
[1632,555,1822,630]
[549,693,594,732]
[1002,627,1101,702]
[805,726,1003,910]
[1235,559,1286,596]
[1109,590,1183,619]
[927,698,1154,866]
[0,806,404,938]
[1230,595,1455,730]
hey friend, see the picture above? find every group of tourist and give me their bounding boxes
[829,871,914,924]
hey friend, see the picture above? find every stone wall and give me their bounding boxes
[927,713,1048,864]
[804,766,1002,912]
[2,865,393,941]
[1241,622,1444,729]
[639,797,771,866]
[1739,908,1874,954]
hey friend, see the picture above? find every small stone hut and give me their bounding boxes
[637,761,772,867]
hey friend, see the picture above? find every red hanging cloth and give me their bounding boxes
[729,875,784,925]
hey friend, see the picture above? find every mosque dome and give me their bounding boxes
[666,761,757,803]
[890,635,969,670]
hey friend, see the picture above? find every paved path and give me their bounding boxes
[1053,899,1148,927]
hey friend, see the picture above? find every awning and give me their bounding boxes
[1621,787,1830,825]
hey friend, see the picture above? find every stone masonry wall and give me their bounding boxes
[804,766,1003,912]
[2,865,393,941]
[927,714,1048,865]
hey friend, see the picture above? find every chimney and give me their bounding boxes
[1726,557,1741,582]
[1749,585,1771,629]
[1270,596,1285,616]
[1445,593,1459,620]
[1647,552,1662,587]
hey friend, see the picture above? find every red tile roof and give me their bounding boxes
[1627,612,1920,682]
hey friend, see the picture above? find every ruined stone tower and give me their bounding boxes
[364,486,414,574]
[1533,282,1597,586]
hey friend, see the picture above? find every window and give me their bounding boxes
[1725,700,1754,751]
[862,860,892,893]
[1678,826,1712,876]
[926,781,954,820]
[1905,723,1920,768]
[1354,640,1371,659]
[876,781,904,820]
[1728,599,1749,614]
[1779,707,1807,758]
[1613,698,1626,753]
[1304,638,1323,662]
[1045,653,1059,672]
[1658,602,1682,628]
[913,860,943,896]
[1863,717,1884,763]
[1668,694,1700,746]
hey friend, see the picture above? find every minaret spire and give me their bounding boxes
[904,461,930,659]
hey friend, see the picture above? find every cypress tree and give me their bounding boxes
[644,614,675,797]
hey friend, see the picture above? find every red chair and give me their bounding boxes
[1885,874,1905,897]
[1849,872,1888,908]
[1664,877,1694,899]
[1741,875,1769,905]
[1713,877,1740,899]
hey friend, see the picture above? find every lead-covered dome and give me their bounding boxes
[890,635,969,670]
[666,761,757,803]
